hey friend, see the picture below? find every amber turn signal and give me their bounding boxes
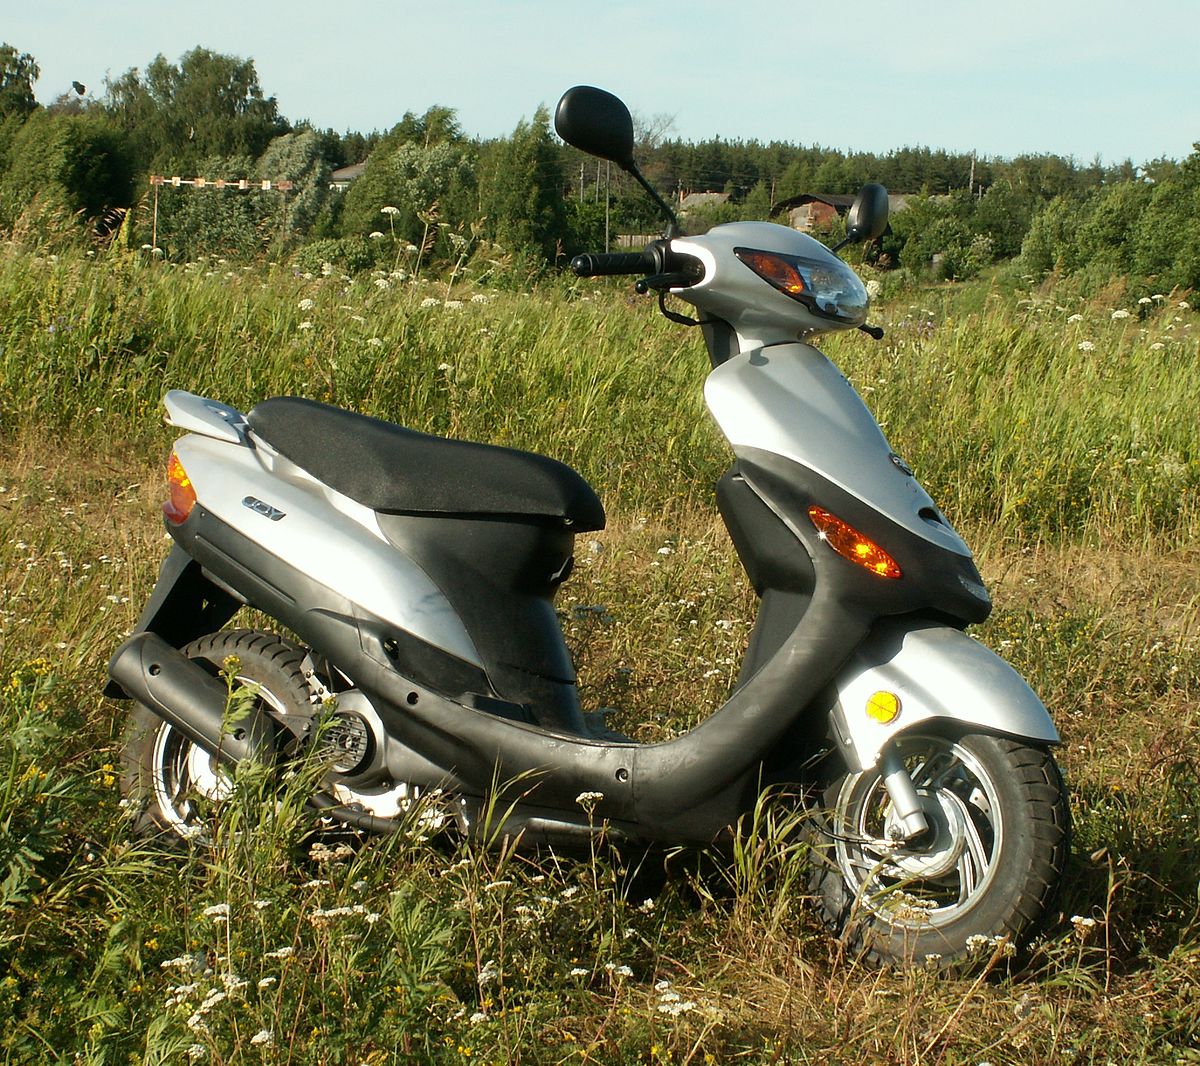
[164,451,197,525]
[734,249,807,297]
[807,506,901,579]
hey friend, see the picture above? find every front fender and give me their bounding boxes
[828,619,1059,772]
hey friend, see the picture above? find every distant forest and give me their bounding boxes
[1,43,1196,290]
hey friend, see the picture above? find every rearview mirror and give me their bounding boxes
[554,86,636,171]
[845,183,889,244]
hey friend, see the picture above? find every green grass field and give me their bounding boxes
[1,246,1198,1063]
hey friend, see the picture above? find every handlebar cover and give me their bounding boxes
[570,251,655,277]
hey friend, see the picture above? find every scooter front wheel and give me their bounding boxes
[119,630,313,840]
[810,730,1069,966]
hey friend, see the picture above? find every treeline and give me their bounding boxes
[0,42,1195,291]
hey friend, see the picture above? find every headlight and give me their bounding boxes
[734,247,868,325]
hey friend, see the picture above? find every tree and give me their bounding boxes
[0,44,38,121]
[0,109,133,230]
[257,129,330,244]
[477,107,570,261]
[104,48,287,173]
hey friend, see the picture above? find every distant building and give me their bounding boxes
[770,192,912,232]
[329,162,367,192]
[679,190,730,212]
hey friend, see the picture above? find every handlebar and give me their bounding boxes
[570,251,656,277]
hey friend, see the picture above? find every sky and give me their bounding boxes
[6,1,1198,166]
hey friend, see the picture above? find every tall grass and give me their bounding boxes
[1,244,1199,1061]
[1,247,1196,540]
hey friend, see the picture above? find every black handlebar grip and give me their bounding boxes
[571,251,654,277]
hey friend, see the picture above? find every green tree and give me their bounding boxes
[103,48,287,173]
[0,110,133,230]
[1131,146,1200,290]
[0,44,38,120]
[151,152,266,259]
[257,129,330,245]
[340,138,472,242]
[477,107,570,261]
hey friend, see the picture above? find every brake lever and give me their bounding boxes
[634,271,693,294]
[859,324,885,341]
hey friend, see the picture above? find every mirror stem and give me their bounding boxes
[626,164,680,236]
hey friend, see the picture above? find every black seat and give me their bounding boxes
[246,397,605,531]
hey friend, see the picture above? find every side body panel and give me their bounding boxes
[173,433,483,667]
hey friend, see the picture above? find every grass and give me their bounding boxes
[0,244,1199,1062]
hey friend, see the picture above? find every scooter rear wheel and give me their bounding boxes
[809,730,1069,967]
[119,629,313,840]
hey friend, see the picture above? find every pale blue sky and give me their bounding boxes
[7,1,1197,165]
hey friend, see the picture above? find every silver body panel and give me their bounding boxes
[703,343,971,555]
[830,619,1060,771]
[171,428,483,668]
[164,389,250,445]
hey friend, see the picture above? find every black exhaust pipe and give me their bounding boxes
[108,631,277,766]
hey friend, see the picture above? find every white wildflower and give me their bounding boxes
[250,1029,273,1046]
[369,231,384,239]
[186,1046,207,1061]
[298,298,315,311]
[265,946,295,960]
[301,879,330,889]
[201,903,230,919]
[405,243,419,253]
[253,899,271,911]
[367,337,384,348]
[471,293,492,303]
[560,885,580,900]
[469,1011,488,1025]
[1077,340,1096,352]
[298,320,313,331]
[575,791,604,807]
[1066,313,1083,323]
[420,297,440,308]
[569,967,589,977]
[1150,341,1165,351]
[381,206,400,216]
[1179,301,1191,309]
[657,546,673,555]
[1138,296,1153,305]
[478,958,500,985]
[444,299,464,309]
[257,976,277,989]
[374,277,390,289]
[1111,309,1131,320]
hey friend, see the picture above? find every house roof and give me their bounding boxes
[330,162,368,183]
[769,192,857,218]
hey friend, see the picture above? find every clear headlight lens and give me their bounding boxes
[734,247,868,325]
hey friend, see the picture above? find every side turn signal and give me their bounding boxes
[164,451,197,525]
[807,506,901,579]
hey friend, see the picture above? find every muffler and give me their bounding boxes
[108,631,277,766]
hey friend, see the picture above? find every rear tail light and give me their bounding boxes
[164,451,197,525]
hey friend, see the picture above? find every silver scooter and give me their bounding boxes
[108,86,1068,965]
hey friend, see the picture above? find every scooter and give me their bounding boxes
[107,86,1069,965]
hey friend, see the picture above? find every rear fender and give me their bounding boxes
[828,618,1059,772]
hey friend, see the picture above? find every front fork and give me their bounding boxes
[878,742,929,841]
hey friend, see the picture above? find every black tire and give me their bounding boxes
[809,731,1069,966]
[120,630,313,840]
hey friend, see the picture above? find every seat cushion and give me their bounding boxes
[246,397,605,531]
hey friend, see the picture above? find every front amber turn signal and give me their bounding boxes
[164,451,197,525]
[807,506,901,579]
